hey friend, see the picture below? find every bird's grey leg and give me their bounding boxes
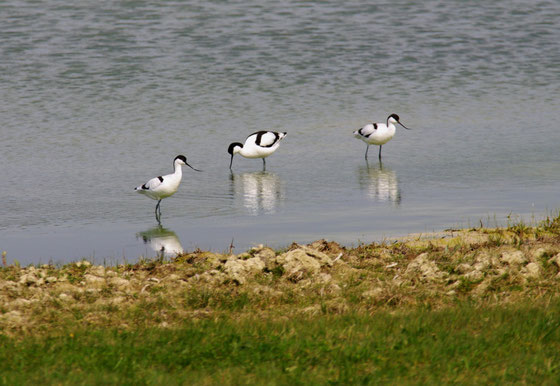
[365,144,369,160]
[155,200,162,216]
[262,158,266,170]
[378,145,382,161]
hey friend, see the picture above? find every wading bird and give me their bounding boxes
[228,131,287,170]
[353,113,411,160]
[135,155,201,221]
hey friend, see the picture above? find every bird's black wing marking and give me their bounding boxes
[360,123,377,138]
[142,176,164,190]
[253,131,279,148]
[365,123,378,137]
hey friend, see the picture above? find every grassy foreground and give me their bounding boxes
[1,301,560,385]
[2,213,560,384]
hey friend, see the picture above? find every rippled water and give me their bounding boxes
[1,0,559,265]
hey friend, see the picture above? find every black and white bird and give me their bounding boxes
[228,131,287,170]
[353,113,411,160]
[134,155,201,220]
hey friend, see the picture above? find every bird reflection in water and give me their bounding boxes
[357,162,401,205]
[136,225,184,257]
[230,171,284,215]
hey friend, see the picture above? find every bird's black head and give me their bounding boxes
[388,113,411,130]
[228,142,243,155]
[174,154,202,171]
[174,155,187,164]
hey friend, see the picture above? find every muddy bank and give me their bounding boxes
[2,221,560,336]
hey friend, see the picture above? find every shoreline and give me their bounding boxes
[1,210,555,267]
[2,215,560,336]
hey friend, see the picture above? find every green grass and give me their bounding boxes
[2,300,560,385]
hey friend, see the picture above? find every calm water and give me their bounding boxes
[1,1,559,265]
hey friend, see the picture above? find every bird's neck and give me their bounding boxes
[173,163,183,176]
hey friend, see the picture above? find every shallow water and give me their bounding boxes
[1,0,559,265]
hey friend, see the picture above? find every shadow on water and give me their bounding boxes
[357,161,401,206]
[230,171,285,215]
[136,225,184,257]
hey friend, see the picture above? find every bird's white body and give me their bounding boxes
[353,118,397,146]
[135,158,184,201]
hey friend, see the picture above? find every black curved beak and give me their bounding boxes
[186,162,202,172]
[229,154,234,170]
[398,121,411,130]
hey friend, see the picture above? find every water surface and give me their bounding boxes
[1,1,559,265]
